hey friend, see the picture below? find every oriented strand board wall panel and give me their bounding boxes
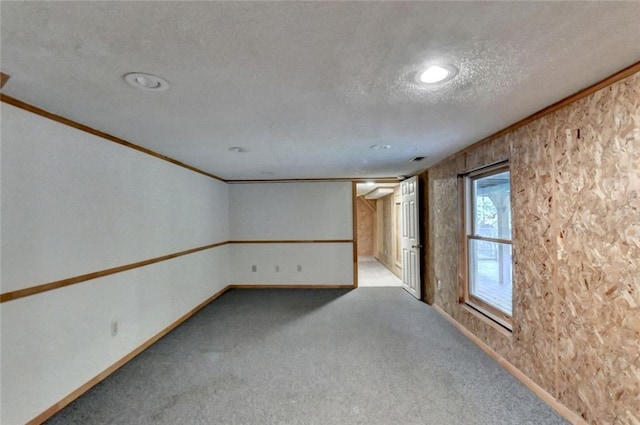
[466,132,510,171]
[427,71,640,424]
[554,74,640,424]
[510,117,558,394]
[356,197,374,255]
[375,191,401,277]
[429,155,464,312]
[430,146,514,361]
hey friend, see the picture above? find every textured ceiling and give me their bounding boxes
[1,1,639,180]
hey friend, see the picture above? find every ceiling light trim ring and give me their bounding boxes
[370,144,391,150]
[124,72,170,91]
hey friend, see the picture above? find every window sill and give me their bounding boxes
[460,303,513,338]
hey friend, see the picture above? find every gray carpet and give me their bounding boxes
[357,256,403,287]
[46,288,567,425]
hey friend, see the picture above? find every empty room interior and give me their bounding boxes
[1,2,639,425]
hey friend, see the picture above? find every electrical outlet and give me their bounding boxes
[251,265,257,272]
[275,265,279,272]
[111,320,118,337]
[297,264,302,272]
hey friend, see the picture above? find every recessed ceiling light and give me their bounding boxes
[418,64,458,84]
[124,72,169,91]
[370,144,391,150]
[228,146,247,153]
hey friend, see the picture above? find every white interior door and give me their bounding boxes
[401,176,421,299]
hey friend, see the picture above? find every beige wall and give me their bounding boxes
[425,71,639,424]
[375,187,401,277]
[356,197,375,255]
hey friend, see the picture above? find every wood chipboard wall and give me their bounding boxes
[554,76,640,423]
[375,188,401,278]
[426,71,639,424]
[356,197,374,255]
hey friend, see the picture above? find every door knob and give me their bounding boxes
[412,244,422,249]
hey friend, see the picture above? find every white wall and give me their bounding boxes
[230,243,353,285]
[229,182,353,240]
[0,106,356,425]
[1,104,229,293]
[229,182,354,285]
[0,104,230,425]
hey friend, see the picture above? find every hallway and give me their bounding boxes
[357,255,402,287]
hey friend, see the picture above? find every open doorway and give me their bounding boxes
[355,182,403,287]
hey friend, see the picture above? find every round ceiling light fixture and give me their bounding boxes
[418,64,458,84]
[228,146,247,153]
[124,72,169,91]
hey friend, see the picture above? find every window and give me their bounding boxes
[462,162,512,329]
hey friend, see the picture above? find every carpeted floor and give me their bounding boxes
[357,256,403,287]
[46,288,566,425]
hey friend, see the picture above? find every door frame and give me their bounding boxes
[352,179,421,296]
